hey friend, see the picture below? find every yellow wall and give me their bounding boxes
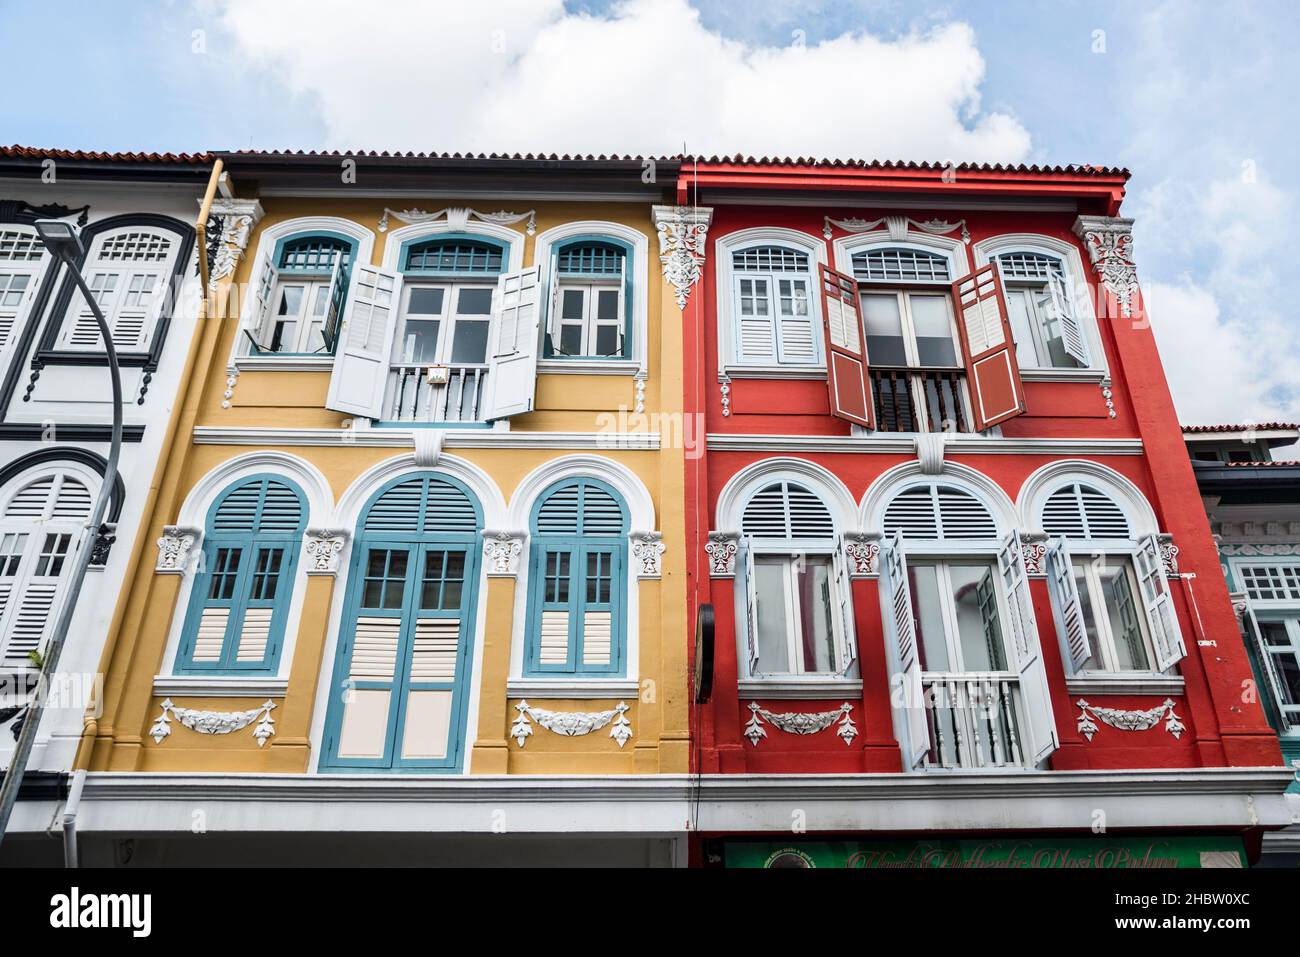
[84,196,688,775]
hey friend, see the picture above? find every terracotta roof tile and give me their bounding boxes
[2,145,211,164]
[1183,423,1300,434]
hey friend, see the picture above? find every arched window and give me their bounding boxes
[525,478,628,676]
[729,244,817,365]
[175,476,307,674]
[247,232,358,356]
[548,238,631,359]
[0,225,50,353]
[995,250,1089,369]
[54,224,184,352]
[1038,481,1184,676]
[877,479,1054,770]
[0,470,93,669]
[736,480,854,678]
[322,474,481,772]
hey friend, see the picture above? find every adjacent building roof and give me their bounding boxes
[1,145,211,164]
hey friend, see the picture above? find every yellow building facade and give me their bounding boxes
[74,154,697,865]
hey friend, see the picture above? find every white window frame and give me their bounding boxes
[972,234,1108,381]
[256,266,341,356]
[391,280,497,368]
[533,221,647,376]
[56,227,179,352]
[1071,549,1159,672]
[906,554,1016,675]
[745,543,855,678]
[552,278,625,359]
[716,227,828,379]
[231,217,376,372]
[0,225,52,357]
[1249,611,1300,729]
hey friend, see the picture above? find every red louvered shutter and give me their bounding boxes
[817,264,875,428]
[950,264,1026,431]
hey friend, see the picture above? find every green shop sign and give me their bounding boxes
[725,837,1246,869]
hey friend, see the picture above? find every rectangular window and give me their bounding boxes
[1073,556,1154,672]
[1004,283,1082,369]
[527,544,623,675]
[1240,564,1300,603]
[751,554,841,675]
[861,289,967,433]
[1258,618,1300,722]
[551,282,624,357]
[731,272,817,365]
[909,560,1008,673]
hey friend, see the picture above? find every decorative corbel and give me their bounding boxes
[304,529,349,576]
[630,530,665,579]
[483,530,526,577]
[205,198,265,282]
[1020,531,1049,577]
[652,204,713,310]
[1073,215,1139,318]
[89,522,118,568]
[1158,533,1180,577]
[706,531,740,577]
[156,526,201,574]
[914,432,947,475]
[842,531,882,577]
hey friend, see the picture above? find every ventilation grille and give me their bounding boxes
[742,481,835,539]
[882,484,997,540]
[732,245,809,273]
[557,242,624,275]
[279,236,351,272]
[1041,483,1130,539]
[997,251,1065,282]
[4,475,93,521]
[852,247,950,282]
[362,477,478,534]
[535,481,626,536]
[213,478,305,534]
[98,231,172,263]
[405,240,503,274]
[0,229,44,262]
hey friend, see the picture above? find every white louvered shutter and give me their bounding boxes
[734,274,777,362]
[999,531,1058,764]
[1242,606,1295,732]
[1046,269,1091,366]
[882,531,928,769]
[244,248,278,350]
[775,274,817,364]
[741,537,759,673]
[1135,533,1187,671]
[882,484,997,541]
[325,264,401,418]
[320,256,346,351]
[950,264,1026,430]
[1045,538,1091,672]
[832,545,857,674]
[484,266,543,420]
[1042,484,1129,540]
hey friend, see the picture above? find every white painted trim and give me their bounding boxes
[192,427,661,450]
[705,434,1144,456]
[157,451,333,680]
[15,767,1290,836]
[1015,459,1159,538]
[714,457,858,538]
[536,358,639,376]
[533,220,650,375]
[1020,368,1110,385]
[714,226,829,377]
[739,678,865,700]
[229,216,377,370]
[506,678,641,699]
[504,454,656,684]
[860,460,1019,536]
[227,356,335,372]
[971,232,1109,376]
[379,218,526,274]
[151,676,289,698]
[1065,674,1186,696]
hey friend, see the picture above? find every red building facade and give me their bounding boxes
[670,160,1291,868]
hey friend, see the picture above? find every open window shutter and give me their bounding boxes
[951,264,1026,431]
[320,257,346,352]
[1045,538,1091,672]
[324,264,401,419]
[1135,533,1187,671]
[999,531,1058,764]
[881,531,927,769]
[0,541,65,667]
[245,249,277,351]
[832,545,857,674]
[818,264,875,428]
[739,537,759,673]
[545,253,562,356]
[735,275,776,361]
[484,266,543,420]
[1242,605,1295,732]
[1047,270,1090,366]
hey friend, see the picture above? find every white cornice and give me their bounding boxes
[192,427,661,450]
[1065,674,1186,697]
[151,676,289,698]
[705,434,1144,456]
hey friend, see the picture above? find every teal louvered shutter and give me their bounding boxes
[526,479,627,676]
[177,476,305,673]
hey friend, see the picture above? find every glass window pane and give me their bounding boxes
[596,289,620,322]
[276,285,304,316]
[399,319,440,363]
[559,325,583,355]
[455,287,494,315]
[450,319,489,363]
[1100,562,1150,670]
[949,564,1005,671]
[561,288,585,321]
[753,558,791,674]
[795,556,837,673]
[1270,648,1300,705]
[910,294,958,366]
[908,563,949,672]
[863,293,907,365]
[406,286,444,315]
[594,325,619,356]
[1072,562,1103,671]
[1005,287,1040,368]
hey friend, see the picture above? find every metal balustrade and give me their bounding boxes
[387,365,487,422]
[871,367,971,433]
[921,672,1026,768]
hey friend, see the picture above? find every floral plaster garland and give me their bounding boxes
[150,698,277,747]
[744,702,858,747]
[511,700,633,749]
[1075,698,1185,742]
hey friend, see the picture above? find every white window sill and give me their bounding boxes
[536,359,641,376]
[506,678,640,699]
[1019,367,1109,384]
[1065,673,1184,696]
[151,675,290,698]
[739,677,863,700]
[233,355,335,372]
[723,365,826,380]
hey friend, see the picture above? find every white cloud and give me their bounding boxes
[211,0,1030,160]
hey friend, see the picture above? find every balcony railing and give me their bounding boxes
[921,672,1026,769]
[871,367,970,433]
[386,365,487,423]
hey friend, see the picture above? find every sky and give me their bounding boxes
[2,0,1296,435]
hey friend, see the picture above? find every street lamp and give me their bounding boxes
[0,220,125,861]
